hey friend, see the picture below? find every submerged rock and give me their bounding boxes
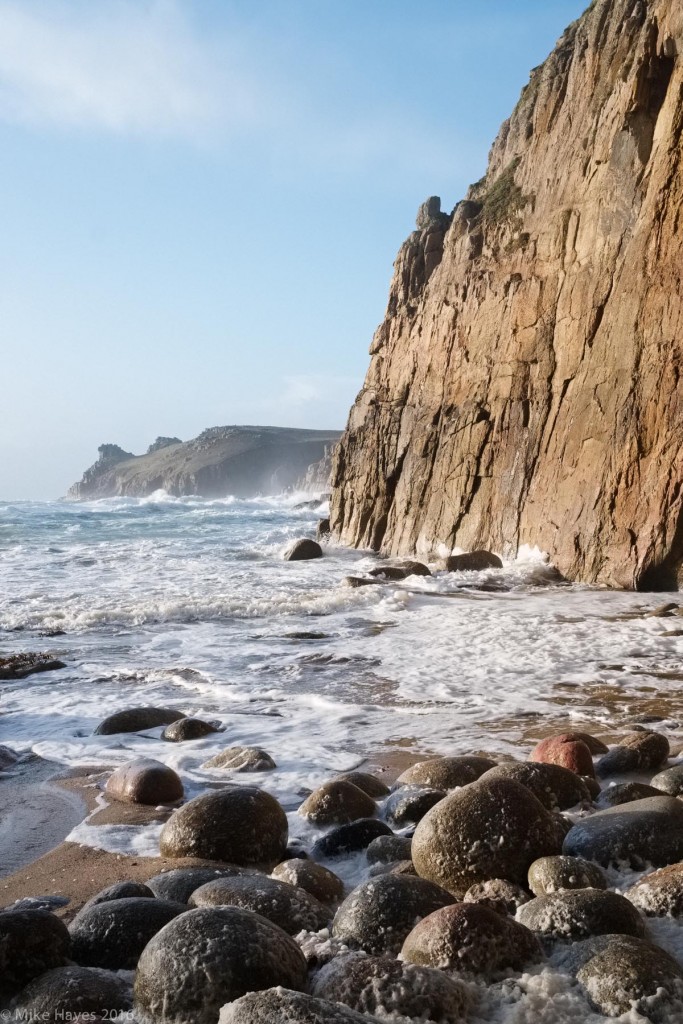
[401,901,542,976]
[202,746,276,772]
[312,818,393,858]
[0,653,66,680]
[134,908,307,1024]
[384,785,445,826]
[159,788,288,868]
[312,951,469,1021]
[162,718,220,742]
[368,560,432,579]
[284,539,323,561]
[411,776,562,895]
[445,551,503,571]
[94,707,184,736]
[332,874,453,955]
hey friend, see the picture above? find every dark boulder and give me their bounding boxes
[159,787,288,868]
[396,755,495,789]
[384,785,445,826]
[563,795,683,868]
[596,730,670,777]
[284,539,323,561]
[68,897,186,969]
[80,881,154,912]
[312,951,469,1021]
[366,835,412,865]
[219,989,372,1023]
[316,518,331,540]
[596,781,663,808]
[271,858,344,904]
[445,551,503,571]
[94,707,184,736]
[651,764,683,795]
[146,866,248,903]
[335,771,390,798]
[162,718,220,742]
[188,875,330,934]
[332,874,453,955]
[11,966,132,1021]
[105,758,183,805]
[134,908,307,1024]
[402,902,542,976]
[312,818,393,858]
[0,909,70,994]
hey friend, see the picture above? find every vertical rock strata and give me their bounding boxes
[331,0,683,589]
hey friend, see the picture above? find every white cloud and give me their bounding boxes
[0,0,255,138]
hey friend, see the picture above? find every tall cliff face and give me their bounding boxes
[331,0,683,590]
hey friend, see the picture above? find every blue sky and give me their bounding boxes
[0,0,587,499]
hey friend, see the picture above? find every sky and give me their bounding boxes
[0,0,587,499]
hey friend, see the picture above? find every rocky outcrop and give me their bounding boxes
[331,0,683,589]
[69,426,341,500]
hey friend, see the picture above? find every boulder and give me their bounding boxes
[218,989,372,1024]
[188,875,330,934]
[11,966,133,1021]
[557,934,683,1021]
[445,551,503,571]
[134,908,307,1024]
[384,785,445,826]
[366,835,412,865]
[401,902,542,976]
[316,518,331,540]
[529,734,595,777]
[0,653,66,680]
[563,796,683,868]
[94,707,184,736]
[299,780,376,826]
[596,781,663,808]
[651,763,683,795]
[159,787,288,868]
[370,859,417,877]
[271,858,344,904]
[463,879,531,915]
[311,951,469,1021]
[335,771,390,798]
[528,855,607,896]
[479,761,591,811]
[533,731,608,755]
[283,539,323,561]
[0,910,70,993]
[68,897,186,969]
[518,889,645,945]
[332,874,453,955]
[625,862,683,916]
[105,757,183,805]
[396,755,496,789]
[146,866,249,903]
[162,718,220,742]
[368,561,432,580]
[596,731,670,777]
[80,881,154,912]
[312,819,393,859]
[202,747,276,772]
[411,776,563,896]
[0,745,18,771]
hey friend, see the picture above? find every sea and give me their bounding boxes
[1,492,683,1021]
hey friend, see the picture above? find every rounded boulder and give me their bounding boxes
[146,865,249,903]
[12,966,133,1021]
[0,910,70,993]
[412,776,563,896]
[396,755,495,790]
[68,897,186,969]
[134,908,307,1024]
[105,758,183,805]
[517,888,645,945]
[271,858,344,904]
[284,539,323,561]
[162,718,220,742]
[159,787,288,868]
[202,747,276,772]
[480,761,591,811]
[530,734,595,778]
[311,951,469,1021]
[299,780,376,826]
[189,875,330,934]
[331,874,453,955]
[401,902,542,976]
[94,707,184,736]
[528,855,607,896]
[218,989,372,1024]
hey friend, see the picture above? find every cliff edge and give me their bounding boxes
[330,0,683,590]
[68,426,341,500]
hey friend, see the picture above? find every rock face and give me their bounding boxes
[330,0,683,590]
[69,426,341,500]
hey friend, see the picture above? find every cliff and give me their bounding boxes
[331,0,683,590]
[68,426,341,500]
